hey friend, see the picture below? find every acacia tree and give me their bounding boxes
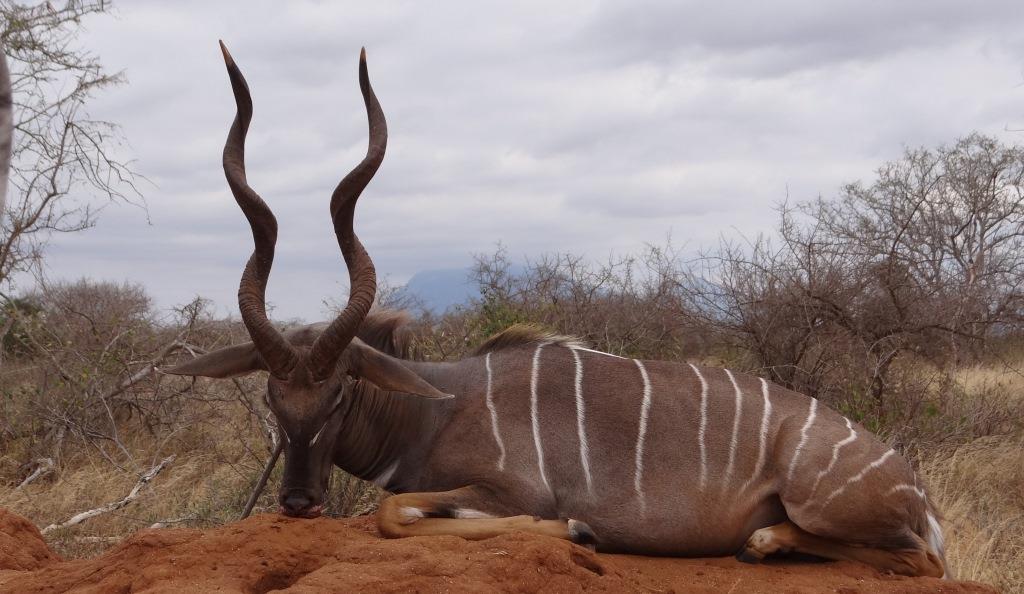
[805,134,1024,364]
[0,0,141,294]
[683,134,1024,435]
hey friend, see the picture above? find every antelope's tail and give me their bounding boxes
[920,496,952,579]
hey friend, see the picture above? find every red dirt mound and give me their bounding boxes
[0,509,59,571]
[0,510,998,593]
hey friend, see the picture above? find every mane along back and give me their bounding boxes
[352,309,418,404]
[358,309,414,359]
[472,324,585,356]
[284,308,415,359]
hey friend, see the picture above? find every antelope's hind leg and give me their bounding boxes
[736,520,944,578]
[377,486,597,545]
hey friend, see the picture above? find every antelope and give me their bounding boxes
[166,42,949,579]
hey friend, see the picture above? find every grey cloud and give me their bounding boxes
[31,1,1024,320]
[580,1,1024,74]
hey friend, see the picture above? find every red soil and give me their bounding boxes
[0,509,59,572]
[0,509,998,593]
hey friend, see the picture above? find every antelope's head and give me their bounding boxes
[165,42,449,518]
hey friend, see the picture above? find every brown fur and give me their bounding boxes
[282,309,413,357]
[741,521,944,577]
[357,309,415,359]
[350,310,418,412]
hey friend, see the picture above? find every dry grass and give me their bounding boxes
[0,387,383,560]
[0,415,263,558]
[957,361,1024,398]
[921,435,1024,592]
[0,356,1019,592]
[908,362,1024,591]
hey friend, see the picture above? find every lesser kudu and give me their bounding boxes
[167,43,948,578]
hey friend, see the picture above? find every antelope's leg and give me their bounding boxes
[377,487,596,544]
[737,520,944,578]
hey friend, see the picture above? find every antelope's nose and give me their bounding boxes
[281,492,315,517]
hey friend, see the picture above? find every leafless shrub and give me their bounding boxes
[679,133,1024,445]
[0,280,273,494]
[0,1,142,290]
[442,242,701,360]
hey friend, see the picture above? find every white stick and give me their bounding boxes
[15,458,54,491]
[42,455,175,535]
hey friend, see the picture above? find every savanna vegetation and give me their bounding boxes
[2,132,1022,590]
[0,2,1021,592]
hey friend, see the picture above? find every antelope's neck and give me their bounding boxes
[333,360,458,491]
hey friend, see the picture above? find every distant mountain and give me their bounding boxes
[399,268,477,314]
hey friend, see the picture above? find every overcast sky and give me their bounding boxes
[33,0,1024,320]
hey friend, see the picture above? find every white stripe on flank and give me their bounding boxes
[886,484,926,498]
[530,344,551,491]
[484,353,507,471]
[633,359,652,511]
[822,449,896,507]
[688,363,709,490]
[740,378,773,494]
[787,398,819,482]
[722,370,744,489]
[571,348,594,495]
[807,417,857,500]
[569,345,627,359]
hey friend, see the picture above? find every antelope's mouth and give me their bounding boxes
[278,504,324,519]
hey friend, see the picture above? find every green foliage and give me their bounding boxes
[476,292,530,338]
[0,296,41,358]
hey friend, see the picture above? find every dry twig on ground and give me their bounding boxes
[41,455,175,535]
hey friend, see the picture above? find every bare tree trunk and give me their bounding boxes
[0,44,11,219]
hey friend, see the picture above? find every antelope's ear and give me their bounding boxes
[345,340,453,400]
[163,343,267,378]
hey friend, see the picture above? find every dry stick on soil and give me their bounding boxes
[41,455,176,535]
[239,440,284,520]
[14,457,54,491]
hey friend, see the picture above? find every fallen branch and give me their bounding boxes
[41,455,176,535]
[15,457,54,491]
[239,440,283,520]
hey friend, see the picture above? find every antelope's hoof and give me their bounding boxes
[568,519,598,546]
[735,547,764,564]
